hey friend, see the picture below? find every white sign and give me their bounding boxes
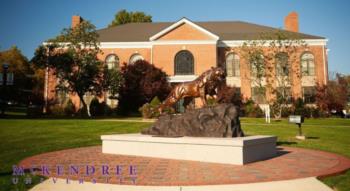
[289,115,304,124]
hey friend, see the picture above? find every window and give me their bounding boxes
[301,53,315,76]
[276,87,292,104]
[225,53,240,77]
[251,87,266,104]
[303,86,316,103]
[6,73,14,85]
[129,54,144,65]
[250,54,265,78]
[276,52,289,76]
[105,54,119,69]
[174,50,194,75]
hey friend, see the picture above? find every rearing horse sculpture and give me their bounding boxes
[158,67,226,113]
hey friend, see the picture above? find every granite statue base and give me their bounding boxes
[101,134,277,165]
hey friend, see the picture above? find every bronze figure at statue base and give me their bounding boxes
[142,103,244,137]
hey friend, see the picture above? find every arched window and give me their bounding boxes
[250,54,265,78]
[276,52,289,76]
[129,54,144,65]
[301,52,315,76]
[105,54,119,69]
[174,50,194,75]
[226,53,240,77]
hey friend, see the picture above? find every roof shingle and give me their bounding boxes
[97,21,325,42]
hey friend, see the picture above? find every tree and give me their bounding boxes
[31,20,123,116]
[316,74,349,114]
[216,83,242,108]
[118,60,170,114]
[101,65,124,100]
[108,9,152,27]
[239,30,307,119]
[0,47,34,114]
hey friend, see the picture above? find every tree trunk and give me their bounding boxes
[78,93,91,117]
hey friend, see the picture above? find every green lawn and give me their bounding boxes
[0,118,349,191]
[0,119,151,191]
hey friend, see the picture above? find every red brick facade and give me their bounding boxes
[45,13,328,111]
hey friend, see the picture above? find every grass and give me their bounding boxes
[0,117,349,190]
[241,118,350,158]
[0,119,151,191]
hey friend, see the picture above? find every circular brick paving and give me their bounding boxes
[19,146,350,186]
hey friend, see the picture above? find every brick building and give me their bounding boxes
[45,12,328,111]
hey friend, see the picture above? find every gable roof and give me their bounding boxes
[97,20,325,42]
[149,18,219,41]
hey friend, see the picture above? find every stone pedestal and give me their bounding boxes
[101,134,277,165]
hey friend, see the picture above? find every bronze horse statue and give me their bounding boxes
[158,67,226,113]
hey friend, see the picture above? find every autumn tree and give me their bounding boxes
[316,74,349,113]
[240,30,307,119]
[108,9,152,27]
[0,46,35,115]
[31,20,123,116]
[118,60,170,115]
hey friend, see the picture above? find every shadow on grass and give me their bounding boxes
[0,171,12,176]
[306,136,320,139]
[0,114,142,120]
[277,141,297,146]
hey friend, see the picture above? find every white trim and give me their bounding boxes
[99,40,217,48]
[152,40,217,45]
[322,45,327,85]
[100,42,151,49]
[149,18,219,41]
[218,39,328,47]
[168,75,197,83]
[45,39,327,49]
[45,38,327,49]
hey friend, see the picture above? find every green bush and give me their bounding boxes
[292,98,330,118]
[90,98,101,117]
[206,97,218,106]
[149,96,161,107]
[281,106,293,118]
[89,98,112,117]
[139,96,162,118]
[46,99,76,117]
[26,105,42,117]
[243,99,264,117]
[64,99,75,116]
[49,105,66,116]
[139,103,153,119]
[307,106,329,118]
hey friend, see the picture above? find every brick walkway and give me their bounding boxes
[19,146,350,186]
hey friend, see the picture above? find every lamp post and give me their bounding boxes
[3,63,9,86]
[1,63,9,116]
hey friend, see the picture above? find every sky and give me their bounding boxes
[0,0,349,74]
